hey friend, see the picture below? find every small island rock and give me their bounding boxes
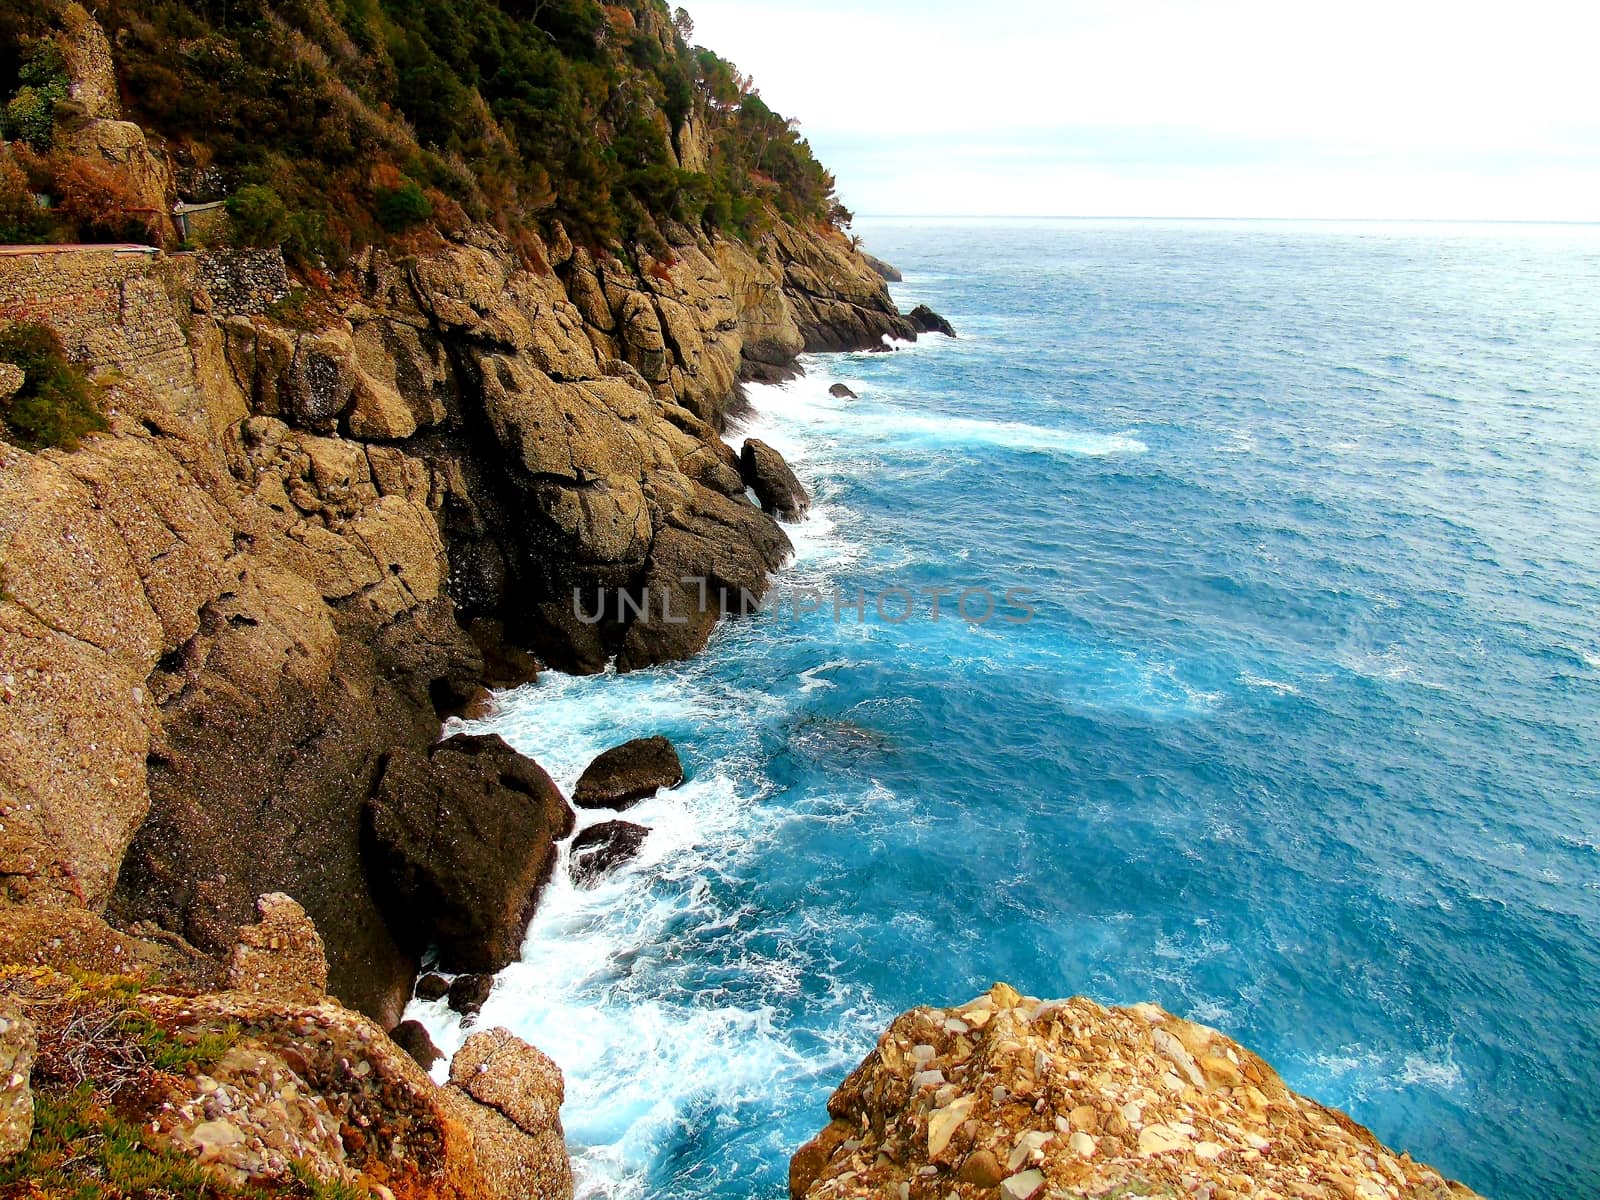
[907,304,956,338]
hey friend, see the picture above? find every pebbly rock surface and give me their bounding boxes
[0,1001,34,1163]
[365,734,573,975]
[224,892,328,1004]
[569,821,650,887]
[741,438,812,522]
[444,1028,573,1200]
[573,735,685,810]
[792,984,1483,1200]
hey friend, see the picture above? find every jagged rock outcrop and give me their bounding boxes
[908,304,958,339]
[55,3,177,244]
[741,437,812,522]
[862,252,903,283]
[791,984,1483,1200]
[365,733,573,977]
[572,735,685,810]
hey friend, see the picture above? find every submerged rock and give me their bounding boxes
[907,303,957,338]
[572,736,684,811]
[365,734,573,974]
[568,821,649,886]
[790,984,1484,1200]
[828,383,858,399]
[739,438,811,522]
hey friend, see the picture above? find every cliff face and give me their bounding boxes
[0,185,921,1029]
[792,985,1484,1200]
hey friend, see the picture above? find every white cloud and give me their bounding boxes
[682,0,1600,219]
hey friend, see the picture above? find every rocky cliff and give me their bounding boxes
[0,211,925,1023]
[0,3,941,1042]
[791,985,1483,1200]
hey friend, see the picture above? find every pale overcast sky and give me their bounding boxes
[685,0,1600,221]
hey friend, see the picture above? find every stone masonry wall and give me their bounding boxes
[0,248,199,406]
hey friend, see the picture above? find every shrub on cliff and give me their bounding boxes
[374,178,432,233]
[68,0,850,257]
[227,183,290,247]
[1,39,67,151]
[52,155,164,245]
[0,154,49,243]
[0,322,106,451]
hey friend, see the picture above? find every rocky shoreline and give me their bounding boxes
[0,8,1487,1196]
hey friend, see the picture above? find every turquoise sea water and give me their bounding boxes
[414,218,1600,1200]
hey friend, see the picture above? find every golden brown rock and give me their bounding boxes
[793,985,1485,1200]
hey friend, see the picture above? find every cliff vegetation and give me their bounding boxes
[1,0,849,259]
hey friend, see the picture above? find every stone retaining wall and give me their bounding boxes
[0,246,197,404]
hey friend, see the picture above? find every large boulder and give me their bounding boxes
[568,821,649,887]
[365,734,574,974]
[572,736,684,811]
[739,439,810,522]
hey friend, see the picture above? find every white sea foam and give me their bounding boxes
[735,368,1148,462]
[1240,672,1301,696]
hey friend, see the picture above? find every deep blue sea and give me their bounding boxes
[414,218,1600,1200]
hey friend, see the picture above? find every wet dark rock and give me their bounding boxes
[365,734,574,974]
[447,973,493,1017]
[390,1019,442,1071]
[906,305,956,338]
[415,973,450,1003]
[572,736,684,811]
[739,439,810,523]
[828,383,858,399]
[569,822,649,887]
